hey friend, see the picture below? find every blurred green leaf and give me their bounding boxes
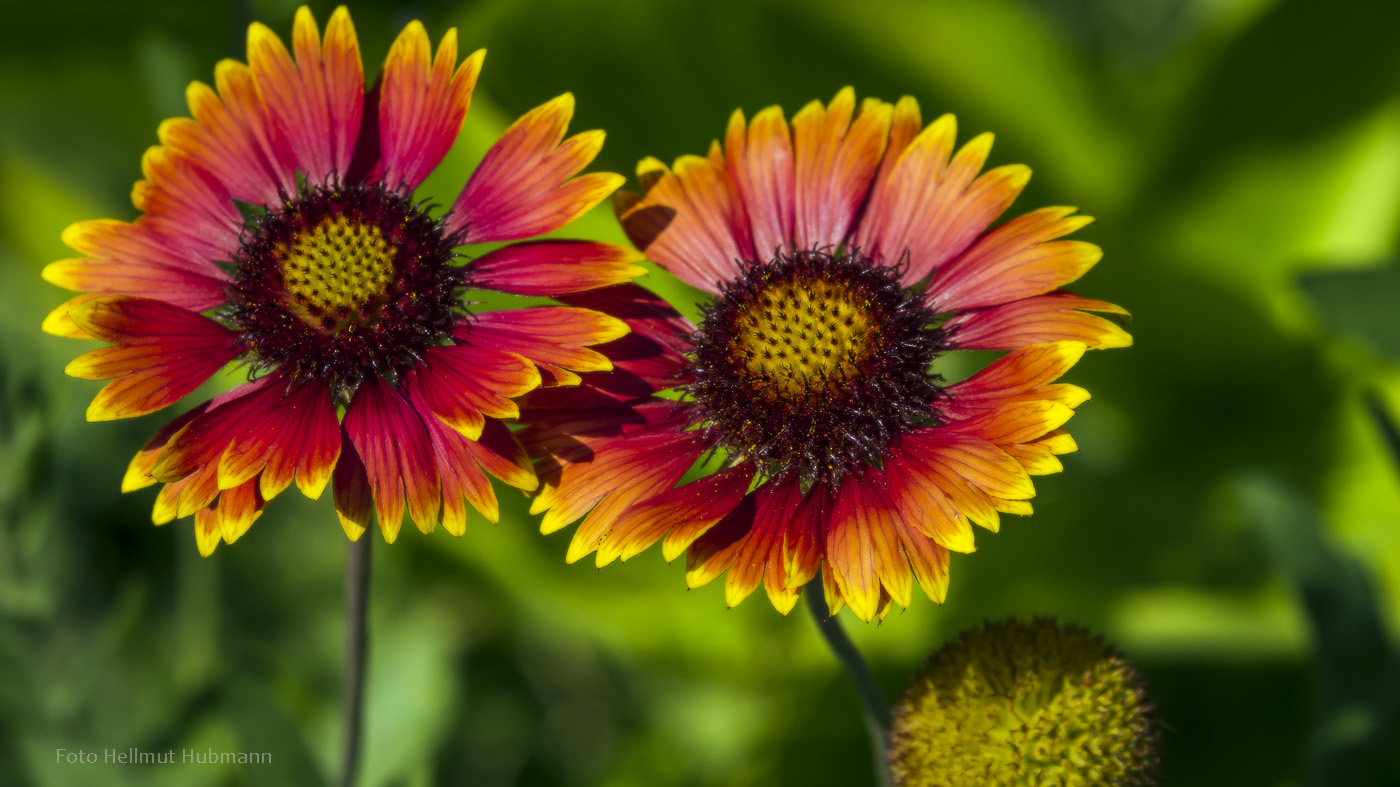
[1363,391,1400,477]
[1236,475,1400,786]
[1298,265,1400,361]
[225,675,328,787]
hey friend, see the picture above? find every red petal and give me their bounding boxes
[333,430,373,541]
[458,307,628,381]
[66,297,238,421]
[408,345,540,440]
[343,379,440,541]
[470,241,645,297]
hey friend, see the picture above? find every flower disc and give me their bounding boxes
[688,249,944,487]
[226,182,464,397]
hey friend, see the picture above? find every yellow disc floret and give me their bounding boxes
[889,619,1159,787]
[279,215,398,327]
[731,277,876,400]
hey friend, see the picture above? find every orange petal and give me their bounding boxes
[447,94,621,243]
[618,153,752,293]
[929,207,1100,312]
[248,6,364,183]
[723,480,803,611]
[684,494,757,589]
[600,463,754,565]
[195,507,221,556]
[161,60,295,205]
[380,22,482,189]
[855,118,1031,285]
[943,341,1087,421]
[791,88,891,249]
[825,478,883,622]
[216,479,265,544]
[944,290,1131,351]
[725,106,795,258]
[409,345,540,440]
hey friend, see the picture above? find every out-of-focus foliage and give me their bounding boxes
[1,0,1398,785]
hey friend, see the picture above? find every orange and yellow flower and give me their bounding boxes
[45,6,640,554]
[523,88,1130,621]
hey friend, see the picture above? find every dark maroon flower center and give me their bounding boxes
[225,182,464,399]
[687,249,945,488]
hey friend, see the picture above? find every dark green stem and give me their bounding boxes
[805,575,892,787]
[339,534,371,787]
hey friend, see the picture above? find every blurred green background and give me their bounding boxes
[2,0,1399,784]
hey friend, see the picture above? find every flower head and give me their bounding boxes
[522,88,1130,621]
[46,6,641,554]
[888,619,1158,787]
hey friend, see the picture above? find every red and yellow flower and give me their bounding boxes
[523,88,1131,621]
[45,6,641,554]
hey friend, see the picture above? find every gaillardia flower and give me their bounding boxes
[888,619,1158,786]
[45,6,640,554]
[523,89,1130,621]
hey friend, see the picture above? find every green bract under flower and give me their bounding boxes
[888,619,1159,787]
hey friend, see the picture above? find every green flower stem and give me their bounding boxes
[339,533,371,787]
[805,575,893,787]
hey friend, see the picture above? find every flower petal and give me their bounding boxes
[343,378,441,541]
[333,431,372,541]
[616,150,752,293]
[722,480,804,612]
[894,518,950,605]
[216,479,266,545]
[528,419,704,556]
[781,482,832,590]
[195,507,222,556]
[213,378,341,501]
[929,207,1100,312]
[552,283,696,391]
[247,6,364,184]
[160,59,295,205]
[825,476,886,622]
[791,88,891,250]
[447,94,621,243]
[598,463,755,565]
[380,22,482,190]
[944,289,1131,350]
[469,419,538,492]
[470,240,646,296]
[65,297,239,421]
[725,106,795,258]
[132,146,243,264]
[45,219,228,310]
[942,341,1087,422]
[123,404,212,493]
[684,493,757,591]
[457,307,628,382]
[853,116,1030,284]
[407,345,540,440]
